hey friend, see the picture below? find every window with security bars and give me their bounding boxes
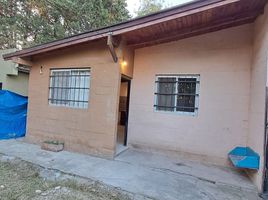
[154,75,200,115]
[49,68,90,109]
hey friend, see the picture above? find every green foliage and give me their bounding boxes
[0,0,130,49]
[43,140,64,145]
[135,0,164,17]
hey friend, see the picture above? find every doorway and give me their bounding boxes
[116,76,131,154]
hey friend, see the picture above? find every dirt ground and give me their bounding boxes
[0,155,133,200]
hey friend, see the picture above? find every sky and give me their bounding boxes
[126,0,194,17]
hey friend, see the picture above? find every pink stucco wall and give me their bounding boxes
[247,4,268,191]
[128,24,253,165]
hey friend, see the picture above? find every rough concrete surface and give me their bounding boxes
[0,139,261,200]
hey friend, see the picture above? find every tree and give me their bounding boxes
[135,0,164,17]
[0,0,130,49]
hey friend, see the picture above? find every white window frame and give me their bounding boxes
[154,74,200,116]
[48,68,91,109]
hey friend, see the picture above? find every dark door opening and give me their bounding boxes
[116,76,131,154]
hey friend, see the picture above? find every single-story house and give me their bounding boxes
[0,49,29,96]
[3,0,268,193]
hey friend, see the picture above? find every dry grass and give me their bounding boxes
[0,158,131,200]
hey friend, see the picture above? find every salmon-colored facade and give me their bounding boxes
[5,0,268,193]
[27,41,120,158]
[26,40,134,158]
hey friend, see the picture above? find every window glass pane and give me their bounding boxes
[156,77,176,111]
[176,95,195,112]
[178,78,196,94]
[176,78,197,112]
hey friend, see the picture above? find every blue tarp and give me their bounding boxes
[0,90,27,139]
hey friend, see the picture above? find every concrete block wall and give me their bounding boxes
[26,41,121,158]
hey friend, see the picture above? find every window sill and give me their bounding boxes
[153,109,198,117]
[48,104,89,110]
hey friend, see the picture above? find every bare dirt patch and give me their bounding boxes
[0,155,133,200]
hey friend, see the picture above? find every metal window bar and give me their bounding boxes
[48,99,88,103]
[154,93,199,96]
[155,81,200,83]
[154,105,198,110]
[49,75,89,78]
[174,77,178,112]
[49,87,90,90]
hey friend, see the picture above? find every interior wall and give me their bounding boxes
[247,4,268,191]
[27,41,121,158]
[120,82,128,97]
[128,24,253,165]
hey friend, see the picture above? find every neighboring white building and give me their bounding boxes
[0,49,29,96]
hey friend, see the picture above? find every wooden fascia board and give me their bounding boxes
[112,0,241,35]
[3,0,254,59]
[128,9,261,48]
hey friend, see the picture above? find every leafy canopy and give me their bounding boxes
[135,0,164,17]
[0,0,130,49]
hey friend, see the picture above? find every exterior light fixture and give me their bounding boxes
[40,66,43,74]
[121,60,127,67]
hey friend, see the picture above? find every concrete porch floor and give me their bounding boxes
[0,139,261,200]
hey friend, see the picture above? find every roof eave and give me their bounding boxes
[2,0,262,60]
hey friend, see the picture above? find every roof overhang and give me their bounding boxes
[3,0,267,61]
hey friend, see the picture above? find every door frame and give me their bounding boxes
[121,75,131,146]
